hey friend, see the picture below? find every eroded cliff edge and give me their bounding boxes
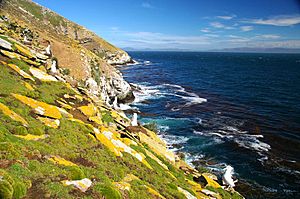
[0,0,134,104]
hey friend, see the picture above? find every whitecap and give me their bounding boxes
[193,130,204,135]
[185,153,205,167]
[132,84,165,104]
[144,60,151,65]
[160,134,190,145]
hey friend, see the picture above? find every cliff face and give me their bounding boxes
[0,1,244,198]
[0,0,134,103]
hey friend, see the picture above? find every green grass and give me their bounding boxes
[0,39,240,198]
[17,0,43,19]
[207,186,244,199]
[0,60,192,198]
[35,81,76,104]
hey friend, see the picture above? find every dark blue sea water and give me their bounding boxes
[119,52,300,198]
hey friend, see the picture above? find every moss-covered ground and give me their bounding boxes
[0,59,196,198]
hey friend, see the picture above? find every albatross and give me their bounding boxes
[222,165,238,188]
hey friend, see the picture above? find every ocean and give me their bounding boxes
[118,51,300,198]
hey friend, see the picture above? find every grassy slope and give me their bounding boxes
[0,1,244,198]
[0,59,192,198]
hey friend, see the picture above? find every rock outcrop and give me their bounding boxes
[0,0,134,104]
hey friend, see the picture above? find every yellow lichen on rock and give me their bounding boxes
[57,107,73,118]
[37,117,60,128]
[68,118,85,124]
[101,127,152,168]
[56,100,73,110]
[145,148,169,170]
[15,134,48,141]
[88,116,102,125]
[123,174,139,182]
[0,102,28,126]
[144,185,166,199]
[113,181,131,191]
[74,94,83,101]
[95,127,152,169]
[178,187,197,199]
[0,60,7,65]
[0,49,21,59]
[12,94,62,119]
[110,110,128,124]
[14,43,35,59]
[139,132,175,163]
[7,63,35,81]
[78,103,98,117]
[24,82,35,91]
[201,173,221,189]
[22,57,41,67]
[29,67,57,81]
[62,178,92,192]
[121,138,137,146]
[185,178,208,199]
[94,128,122,157]
[47,155,77,167]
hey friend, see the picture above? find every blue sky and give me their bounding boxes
[33,0,300,50]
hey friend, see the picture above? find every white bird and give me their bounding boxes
[131,113,138,126]
[222,165,238,188]
[50,60,57,73]
[45,44,51,55]
[112,97,119,110]
[23,35,31,44]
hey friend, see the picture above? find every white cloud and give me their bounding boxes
[204,34,219,38]
[240,26,253,32]
[200,28,211,33]
[210,22,235,29]
[255,34,281,39]
[125,32,211,45]
[217,15,236,20]
[246,15,300,26]
[142,2,154,9]
[101,27,298,50]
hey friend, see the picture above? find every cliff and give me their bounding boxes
[0,0,243,198]
[0,0,134,104]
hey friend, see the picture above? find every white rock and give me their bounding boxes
[63,178,92,192]
[30,67,57,81]
[0,38,12,50]
[85,77,99,95]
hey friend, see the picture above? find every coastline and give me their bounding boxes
[117,51,300,199]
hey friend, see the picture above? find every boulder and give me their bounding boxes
[62,178,92,192]
[12,94,62,119]
[0,38,12,50]
[7,63,35,81]
[29,67,57,81]
[37,117,60,128]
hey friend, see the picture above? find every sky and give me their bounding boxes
[33,0,300,51]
